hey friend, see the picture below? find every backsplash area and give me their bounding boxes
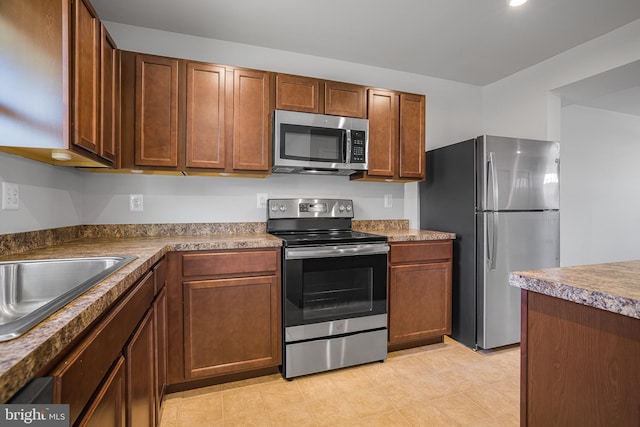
[1,152,410,235]
[0,220,409,256]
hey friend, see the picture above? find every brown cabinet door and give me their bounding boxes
[135,54,179,167]
[231,69,271,171]
[73,0,100,155]
[100,25,117,163]
[325,81,366,118]
[186,62,226,169]
[388,261,452,345]
[275,74,320,113]
[366,89,398,177]
[153,288,167,420]
[399,93,425,179]
[183,275,281,379]
[76,356,126,427]
[126,310,155,427]
[51,272,154,425]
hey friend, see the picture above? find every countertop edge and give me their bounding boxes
[509,271,640,320]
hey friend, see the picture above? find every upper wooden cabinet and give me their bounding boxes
[72,0,120,166]
[0,0,117,167]
[72,0,100,156]
[398,93,426,179]
[325,81,367,118]
[276,74,366,118]
[100,25,118,163]
[185,62,226,169]
[351,89,426,182]
[365,89,398,177]
[230,68,272,171]
[276,74,320,113]
[121,53,273,175]
[134,54,179,168]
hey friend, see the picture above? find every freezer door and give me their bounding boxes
[476,211,559,349]
[477,135,560,211]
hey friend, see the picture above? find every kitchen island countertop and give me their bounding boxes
[509,260,640,319]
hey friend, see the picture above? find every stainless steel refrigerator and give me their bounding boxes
[419,135,560,349]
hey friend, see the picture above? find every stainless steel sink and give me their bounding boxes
[0,256,136,341]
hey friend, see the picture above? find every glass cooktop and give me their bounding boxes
[271,230,387,247]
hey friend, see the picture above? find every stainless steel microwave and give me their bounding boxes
[272,110,369,175]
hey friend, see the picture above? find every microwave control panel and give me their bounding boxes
[350,130,366,163]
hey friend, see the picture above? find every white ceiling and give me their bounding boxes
[92,0,640,115]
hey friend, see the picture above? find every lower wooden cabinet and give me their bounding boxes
[388,240,453,350]
[126,310,155,427]
[77,356,126,427]
[153,288,167,418]
[166,248,281,387]
[50,257,167,427]
[183,275,280,379]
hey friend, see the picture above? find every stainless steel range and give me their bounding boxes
[267,198,389,379]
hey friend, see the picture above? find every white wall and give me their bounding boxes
[0,152,83,234]
[483,18,640,141]
[560,106,640,266]
[80,172,405,224]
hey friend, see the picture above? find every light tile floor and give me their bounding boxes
[159,337,520,426]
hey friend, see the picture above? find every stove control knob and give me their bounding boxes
[279,205,287,212]
[271,205,278,212]
[346,205,352,212]
[339,205,345,212]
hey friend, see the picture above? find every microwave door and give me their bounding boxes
[281,125,345,163]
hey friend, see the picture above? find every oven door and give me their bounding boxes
[283,243,388,341]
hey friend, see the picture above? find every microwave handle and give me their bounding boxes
[345,130,351,163]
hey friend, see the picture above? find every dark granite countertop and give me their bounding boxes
[509,260,640,320]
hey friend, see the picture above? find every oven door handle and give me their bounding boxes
[285,243,389,260]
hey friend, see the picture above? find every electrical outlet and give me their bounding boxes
[384,194,393,208]
[129,194,143,212]
[257,193,268,208]
[2,182,19,210]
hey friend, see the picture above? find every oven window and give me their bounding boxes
[302,267,373,320]
[281,124,345,163]
[284,253,387,327]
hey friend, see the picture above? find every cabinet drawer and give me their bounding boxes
[390,240,452,264]
[51,271,154,424]
[182,249,278,277]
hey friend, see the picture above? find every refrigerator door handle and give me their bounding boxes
[487,152,498,270]
[488,151,498,211]
[488,212,498,270]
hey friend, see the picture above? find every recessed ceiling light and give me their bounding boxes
[509,0,528,6]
